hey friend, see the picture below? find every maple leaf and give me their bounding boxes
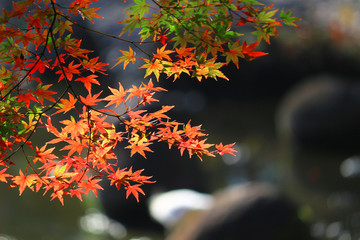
[280,9,301,28]
[153,44,174,61]
[224,41,242,68]
[165,63,190,81]
[125,184,145,202]
[33,145,57,164]
[80,178,103,197]
[184,121,206,139]
[54,93,77,114]
[60,116,88,138]
[79,7,104,23]
[10,170,37,195]
[127,84,146,101]
[215,142,237,156]
[76,74,100,93]
[18,92,38,108]
[140,59,164,81]
[0,168,12,183]
[175,47,195,59]
[80,91,102,106]
[56,61,81,82]
[104,83,127,107]
[126,134,153,158]
[69,188,84,201]
[128,168,154,184]
[109,168,128,190]
[149,105,174,120]
[54,164,77,180]
[241,41,268,60]
[81,56,108,74]
[50,190,65,206]
[143,79,166,92]
[25,57,48,75]
[127,143,153,158]
[61,138,87,156]
[33,84,56,104]
[112,47,136,70]
[127,109,147,119]
[158,34,169,45]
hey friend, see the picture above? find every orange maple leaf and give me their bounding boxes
[175,46,195,59]
[125,184,145,202]
[112,47,136,70]
[149,105,174,120]
[126,142,153,158]
[104,82,127,107]
[60,116,88,138]
[0,168,12,183]
[126,134,153,158]
[11,170,37,195]
[80,178,103,197]
[80,91,102,106]
[153,44,174,61]
[33,145,57,164]
[69,188,85,201]
[76,74,100,92]
[140,59,164,81]
[54,93,77,114]
[61,138,87,156]
[109,168,128,190]
[50,190,65,205]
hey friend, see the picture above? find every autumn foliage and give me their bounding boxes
[0,0,299,204]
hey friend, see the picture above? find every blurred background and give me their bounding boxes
[3,0,360,239]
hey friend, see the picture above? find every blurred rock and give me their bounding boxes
[276,74,360,192]
[166,183,312,240]
[149,189,214,229]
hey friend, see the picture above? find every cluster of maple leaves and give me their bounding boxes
[0,0,299,204]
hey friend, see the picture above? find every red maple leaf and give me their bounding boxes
[215,142,237,156]
[0,168,12,183]
[76,74,100,92]
[241,41,268,60]
[18,92,38,108]
[125,184,145,202]
[69,188,85,201]
[56,61,81,82]
[158,34,168,45]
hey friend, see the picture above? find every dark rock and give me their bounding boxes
[167,183,312,240]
